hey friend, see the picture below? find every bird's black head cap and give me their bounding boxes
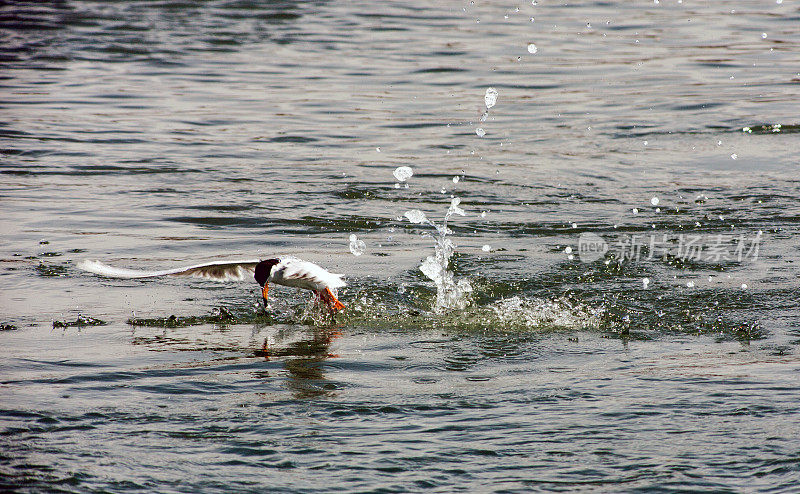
[254,259,279,286]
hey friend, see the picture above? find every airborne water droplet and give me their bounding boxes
[349,234,366,256]
[484,87,499,109]
[404,210,428,224]
[482,245,491,252]
[476,128,486,137]
[642,278,650,288]
[393,166,413,182]
[651,197,659,206]
[449,197,465,216]
[527,43,538,54]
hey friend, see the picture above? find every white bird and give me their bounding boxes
[78,256,346,313]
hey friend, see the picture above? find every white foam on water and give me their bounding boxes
[486,296,601,330]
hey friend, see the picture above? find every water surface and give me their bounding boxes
[2,0,800,491]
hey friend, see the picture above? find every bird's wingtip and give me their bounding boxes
[77,259,102,273]
[76,259,144,278]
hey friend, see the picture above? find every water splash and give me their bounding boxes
[405,198,472,312]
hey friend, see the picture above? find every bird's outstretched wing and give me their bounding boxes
[78,259,260,282]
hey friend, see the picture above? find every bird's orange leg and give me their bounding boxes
[261,283,269,308]
[319,287,345,313]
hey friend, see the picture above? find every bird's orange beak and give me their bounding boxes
[261,283,269,308]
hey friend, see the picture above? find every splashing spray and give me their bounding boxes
[405,198,472,312]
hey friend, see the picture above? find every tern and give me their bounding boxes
[78,256,346,313]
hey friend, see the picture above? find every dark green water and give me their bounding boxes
[2,0,799,492]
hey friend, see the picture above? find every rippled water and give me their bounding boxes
[2,1,800,491]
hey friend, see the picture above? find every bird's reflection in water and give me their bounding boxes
[129,322,342,399]
[254,328,341,399]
